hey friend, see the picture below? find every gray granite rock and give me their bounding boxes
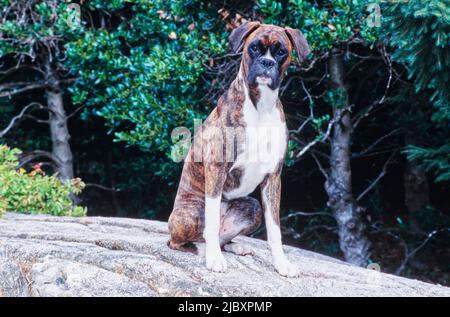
[0,213,449,297]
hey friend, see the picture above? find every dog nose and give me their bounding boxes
[260,58,275,69]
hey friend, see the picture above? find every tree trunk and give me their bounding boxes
[404,132,429,230]
[45,62,74,183]
[325,50,370,267]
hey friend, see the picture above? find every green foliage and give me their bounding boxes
[312,114,331,133]
[0,145,87,217]
[381,0,450,121]
[382,0,450,182]
[65,1,380,179]
[406,144,450,183]
[257,0,379,51]
[66,0,228,177]
[257,1,379,163]
[324,88,347,109]
[0,1,81,56]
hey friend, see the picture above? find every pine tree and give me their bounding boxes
[382,0,450,182]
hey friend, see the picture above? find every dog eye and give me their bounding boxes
[276,48,287,57]
[250,44,259,54]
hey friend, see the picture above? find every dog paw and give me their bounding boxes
[223,242,255,256]
[274,259,300,278]
[206,252,228,272]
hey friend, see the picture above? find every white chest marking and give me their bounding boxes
[224,76,287,200]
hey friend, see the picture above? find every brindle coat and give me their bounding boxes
[168,23,310,255]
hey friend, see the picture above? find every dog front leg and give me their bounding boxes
[261,172,300,277]
[204,161,227,272]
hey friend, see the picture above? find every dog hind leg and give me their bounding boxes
[219,196,262,256]
[167,206,204,255]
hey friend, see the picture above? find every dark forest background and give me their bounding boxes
[1,0,449,285]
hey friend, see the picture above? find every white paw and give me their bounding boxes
[274,259,300,277]
[206,252,228,272]
[223,242,255,256]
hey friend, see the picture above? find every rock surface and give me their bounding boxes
[0,213,449,297]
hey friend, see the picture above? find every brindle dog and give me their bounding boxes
[168,22,310,277]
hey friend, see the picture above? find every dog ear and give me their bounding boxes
[284,27,311,63]
[229,21,261,53]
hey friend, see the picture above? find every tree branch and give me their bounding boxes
[281,210,335,221]
[0,102,46,138]
[356,150,397,202]
[395,228,450,275]
[293,105,349,159]
[352,128,402,158]
[352,44,394,129]
[311,152,329,180]
[0,82,49,98]
[67,104,85,119]
[17,150,61,169]
[85,183,121,192]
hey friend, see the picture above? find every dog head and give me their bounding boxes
[230,22,310,90]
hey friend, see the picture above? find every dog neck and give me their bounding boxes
[237,67,279,113]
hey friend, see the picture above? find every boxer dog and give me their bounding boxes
[168,22,310,277]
